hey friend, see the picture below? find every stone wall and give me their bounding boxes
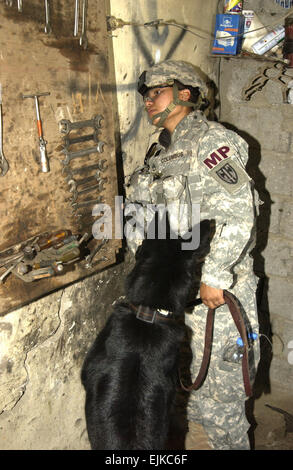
[0,255,133,449]
[219,0,293,393]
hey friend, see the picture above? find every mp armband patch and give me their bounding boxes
[203,144,250,194]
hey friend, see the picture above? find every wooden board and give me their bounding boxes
[0,1,121,316]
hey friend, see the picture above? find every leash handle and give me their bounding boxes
[180,290,253,397]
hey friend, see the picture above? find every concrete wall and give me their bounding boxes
[109,0,219,176]
[219,0,293,394]
[0,0,217,450]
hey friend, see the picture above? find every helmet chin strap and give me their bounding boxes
[151,82,197,128]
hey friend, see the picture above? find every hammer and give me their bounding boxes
[22,92,50,173]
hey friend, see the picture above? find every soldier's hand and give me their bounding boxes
[200,283,225,309]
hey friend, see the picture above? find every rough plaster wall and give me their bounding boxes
[109,0,219,177]
[0,257,132,449]
[218,1,293,394]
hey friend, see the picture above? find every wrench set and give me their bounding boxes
[0,2,113,281]
[59,114,108,233]
[4,0,89,50]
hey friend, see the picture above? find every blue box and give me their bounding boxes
[212,14,244,55]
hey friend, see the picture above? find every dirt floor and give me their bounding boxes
[252,388,293,451]
[169,385,293,450]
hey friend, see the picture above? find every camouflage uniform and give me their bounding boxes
[126,61,260,450]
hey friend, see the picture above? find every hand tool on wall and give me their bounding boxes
[79,0,88,49]
[62,160,108,177]
[0,230,89,283]
[71,197,104,212]
[44,0,52,34]
[67,172,101,190]
[70,182,103,203]
[22,92,50,172]
[62,141,105,165]
[59,115,103,135]
[84,238,109,269]
[63,130,100,150]
[74,0,80,37]
[17,0,23,12]
[0,84,9,177]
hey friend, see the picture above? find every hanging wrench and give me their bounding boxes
[70,183,101,203]
[69,176,107,200]
[59,115,103,135]
[71,196,104,211]
[62,161,103,177]
[44,0,52,34]
[74,0,79,37]
[63,130,99,150]
[62,142,105,165]
[79,0,88,49]
[17,0,23,12]
[0,84,9,177]
[84,238,109,269]
[67,171,100,187]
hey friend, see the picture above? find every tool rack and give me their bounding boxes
[0,1,121,315]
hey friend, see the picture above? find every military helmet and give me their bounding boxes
[138,60,208,97]
[138,60,208,128]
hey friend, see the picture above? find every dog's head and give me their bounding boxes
[126,218,210,316]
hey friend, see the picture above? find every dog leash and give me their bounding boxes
[181,290,253,397]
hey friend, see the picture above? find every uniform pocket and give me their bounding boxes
[162,175,186,202]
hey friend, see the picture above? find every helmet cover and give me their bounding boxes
[138,60,208,97]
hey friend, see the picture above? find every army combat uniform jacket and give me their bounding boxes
[127,110,259,288]
[126,110,260,449]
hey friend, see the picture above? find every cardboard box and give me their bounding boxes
[212,14,244,55]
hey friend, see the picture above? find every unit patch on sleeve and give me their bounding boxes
[203,144,250,194]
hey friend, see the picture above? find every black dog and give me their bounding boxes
[81,220,209,450]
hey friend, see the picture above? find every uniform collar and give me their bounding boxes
[171,110,205,145]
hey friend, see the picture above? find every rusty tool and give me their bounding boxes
[22,91,51,172]
[79,0,88,49]
[71,196,104,212]
[62,141,105,165]
[0,84,9,177]
[62,160,108,177]
[70,182,101,203]
[63,130,100,149]
[67,172,99,186]
[84,238,109,269]
[59,114,103,135]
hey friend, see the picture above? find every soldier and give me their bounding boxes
[125,60,261,450]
